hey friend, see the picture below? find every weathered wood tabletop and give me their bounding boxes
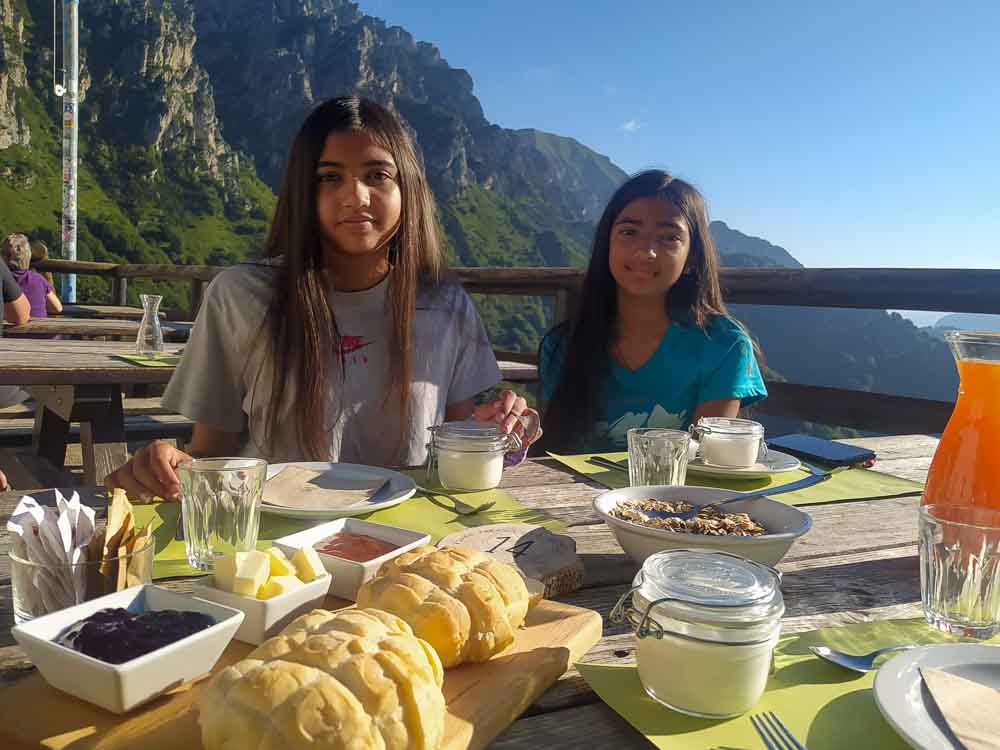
[60,304,158,320]
[3,317,192,341]
[0,340,184,386]
[0,434,935,748]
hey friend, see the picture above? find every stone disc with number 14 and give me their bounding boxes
[437,523,584,599]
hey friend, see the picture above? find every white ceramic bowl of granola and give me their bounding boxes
[594,485,812,567]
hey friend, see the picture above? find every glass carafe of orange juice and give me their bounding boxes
[923,332,1000,509]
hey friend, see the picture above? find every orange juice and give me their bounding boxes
[923,357,1000,509]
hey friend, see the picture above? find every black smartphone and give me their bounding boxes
[767,433,875,468]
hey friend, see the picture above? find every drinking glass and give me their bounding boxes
[178,458,266,571]
[919,504,1000,639]
[627,428,690,487]
[9,538,154,623]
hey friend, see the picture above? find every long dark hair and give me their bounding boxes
[539,170,736,452]
[257,96,442,459]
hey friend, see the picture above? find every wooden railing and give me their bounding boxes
[35,259,1000,434]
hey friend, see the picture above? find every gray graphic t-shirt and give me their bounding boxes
[162,261,501,467]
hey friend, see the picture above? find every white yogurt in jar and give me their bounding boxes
[636,628,780,718]
[693,417,766,468]
[700,433,760,468]
[428,421,513,492]
[612,549,784,719]
[437,447,505,491]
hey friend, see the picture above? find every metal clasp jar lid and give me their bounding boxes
[429,421,515,453]
[610,549,784,645]
[690,416,765,439]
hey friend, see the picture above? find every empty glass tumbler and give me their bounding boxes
[627,428,691,487]
[178,458,266,571]
[919,504,1000,639]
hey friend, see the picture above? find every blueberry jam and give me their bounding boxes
[54,608,215,664]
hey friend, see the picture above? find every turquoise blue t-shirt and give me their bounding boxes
[539,315,767,452]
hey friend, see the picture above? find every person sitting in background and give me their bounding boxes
[0,248,30,408]
[3,233,62,318]
[536,170,767,454]
[30,239,56,288]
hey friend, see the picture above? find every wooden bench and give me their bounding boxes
[0,399,193,458]
[0,414,193,449]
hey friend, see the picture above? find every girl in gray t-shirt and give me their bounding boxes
[107,96,541,500]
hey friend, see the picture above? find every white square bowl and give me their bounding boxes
[274,518,430,601]
[191,572,331,645]
[11,584,243,714]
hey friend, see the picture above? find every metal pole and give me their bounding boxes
[60,0,79,302]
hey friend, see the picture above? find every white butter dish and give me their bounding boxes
[191,573,331,645]
[274,518,429,601]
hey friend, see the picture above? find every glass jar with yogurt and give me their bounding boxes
[691,416,767,468]
[426,417,535,491]
[610,549,784,719]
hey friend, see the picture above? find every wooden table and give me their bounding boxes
[0,435,937,747]
[0,340,185,486]
[0,339,536,485]
[60,304,160,320]
[3,317,192,341]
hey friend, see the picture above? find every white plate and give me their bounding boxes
[874,643,1000,750]
[685,449,801,479]
[261,462,417,519]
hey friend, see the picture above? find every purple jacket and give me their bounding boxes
[11,268,53,318]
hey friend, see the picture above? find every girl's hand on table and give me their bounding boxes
[105,440,193,502]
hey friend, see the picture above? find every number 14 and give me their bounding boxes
[487,536,535,558]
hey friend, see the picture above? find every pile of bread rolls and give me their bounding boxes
[357,545,531,667]
[199,545,535,750]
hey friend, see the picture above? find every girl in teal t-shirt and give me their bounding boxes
[538,170,767,453]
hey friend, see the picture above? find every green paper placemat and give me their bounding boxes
[132,484,563,580]
[116,353,181,367]
[578,618,999,750]
[131,503,314,579]
[548,452,923,506]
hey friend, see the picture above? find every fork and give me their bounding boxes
[750,711,808,750]
[415,485,496,516]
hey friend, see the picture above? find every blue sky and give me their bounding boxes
[357,0,998,289]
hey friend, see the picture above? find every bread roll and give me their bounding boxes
[199,608,445,750]
[356,545,530,667]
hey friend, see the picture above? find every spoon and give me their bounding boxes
[809,644,917,673]
[641,472,831,520]
[415,485,496,516]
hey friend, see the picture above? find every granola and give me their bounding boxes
[610,498,766,536]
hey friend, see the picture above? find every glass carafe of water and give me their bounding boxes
[136,294,164,357]
[923,331,1000,510]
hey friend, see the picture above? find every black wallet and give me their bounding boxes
[767,433,876,468]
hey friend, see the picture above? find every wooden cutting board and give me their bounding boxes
[0,597,602,750]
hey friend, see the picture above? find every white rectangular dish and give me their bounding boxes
[191,572,331,645]
[274,518,430,600]
[11,584,243,714]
